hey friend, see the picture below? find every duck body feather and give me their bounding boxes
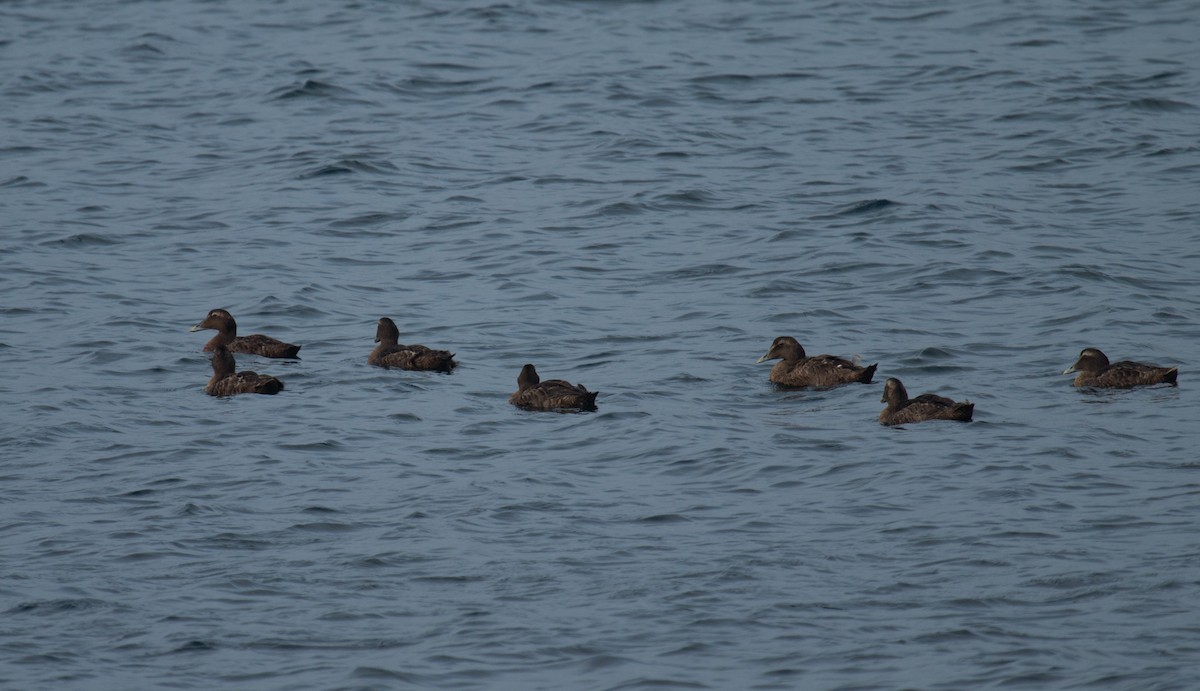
[758,336,876,388]
[191,309,300,359]
[509,364,597,412]
[368,317,457,372]
[879,378,972,426]
[204,346,284,396]
[1064,348,1177,388]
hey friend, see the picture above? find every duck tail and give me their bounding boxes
[859,363,878,383]
[1163,367,1179,385]
[953,402,974,421]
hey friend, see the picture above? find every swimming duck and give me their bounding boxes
[205,345,284,396]
[1063,347,1178,388]
[368,317,457,373]
[756,336,877,387]
[509,364,598,412]
[879,377,973,426]
[190,309,301,358]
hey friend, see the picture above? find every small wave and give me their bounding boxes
[1124,97,1195,112]
[290,522,356,532]
[353,667,422,682]
[1,175,45,188]
[296,158,398,179]
[328,211,412,229]
[40,233,119,247]
[384,76,496,96]
[269,79,370,103]
[7,598,115,615]
[873,9,952,22]
[278,440,344,451]
[583,201,653,217]
[638,513,691,523]
[662,263,746,281]
[833,199,898,216]
[170,640,217,653]
[121,42,164,57]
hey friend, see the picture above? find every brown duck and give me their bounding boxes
[205,345,284,396]
[509,364,598,412]
[190,309,301,358]
[756,336,877,387]
[368,317,457,373]
[878,378,973,426]
[1063,348,1178,388]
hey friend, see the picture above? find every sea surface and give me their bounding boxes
[2,1,1199,689]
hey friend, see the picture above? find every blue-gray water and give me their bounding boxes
[3,1,1199,688]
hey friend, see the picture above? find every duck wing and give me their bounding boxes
[230,334,301,359]
[373,344,457,372]
[510,380,598,412]
[773,355,876,387]
[206,371,284,396]
[1093,360,1178,387]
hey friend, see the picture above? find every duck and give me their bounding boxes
[509,364,598,412]
[190,309,301,358]
[205,345,284,396]
[756,336,877,387]
[878,377,973,426]
[368,317,457,373]
[1063,347,1178,388]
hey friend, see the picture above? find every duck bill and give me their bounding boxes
[1062,364,1077,375]
[755,353,771,364]
[189,322,205,332]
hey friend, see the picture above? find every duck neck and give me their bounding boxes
[210,347,236,381]
[206,324,236,349]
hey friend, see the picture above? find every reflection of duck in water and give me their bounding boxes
[205,345,284,396]
[878,378,972,426]
[368,317,457,373]
[509,364,598,412]
[756,336,876,387]
[1063,348,1178,388]
[191,309,301,358]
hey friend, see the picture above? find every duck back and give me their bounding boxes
[368,317,457,372]
[1074,361,1178,388]
[206,371,285,396]
[771,356,877,388]
[205,345,284,396]
[509,364,597,412]
[878,377,972,426]
[225,334,301,359]
[880,398,974,426]
[369,343,457,372]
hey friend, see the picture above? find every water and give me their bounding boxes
[2,0,1199,688]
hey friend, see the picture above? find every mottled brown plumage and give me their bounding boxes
[878,377,973,426]
[190,309,301,358]
[756,336,877,387]
[205,345,284,396]
[368,317,457,373]
[1063,348,1178,388]
[508,364,598,412]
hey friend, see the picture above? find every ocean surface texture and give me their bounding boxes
[3,1,1199,688]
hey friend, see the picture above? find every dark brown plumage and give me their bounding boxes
[878,377,973,426]
[756,336,877,387]
[1063,347,1178,388]
[190,309,301,358]
[508,364,598,412]
[205,345,284,396]
[368,317,457,373]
